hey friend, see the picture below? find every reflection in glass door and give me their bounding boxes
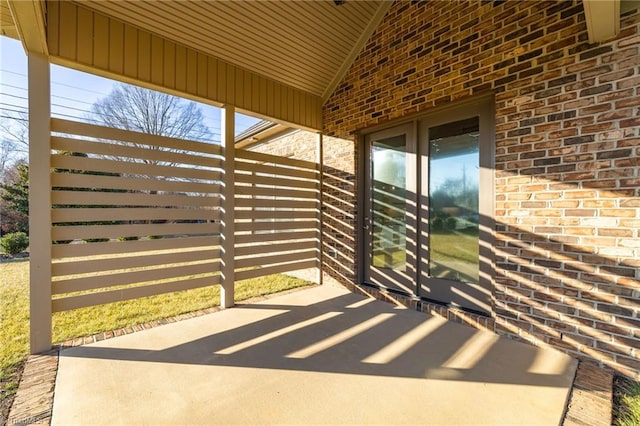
[427,118,480,284]
[364,123,416,295]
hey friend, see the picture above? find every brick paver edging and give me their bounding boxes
[5,350,58,426]
[6,285,316,425]
[563,362,614,426]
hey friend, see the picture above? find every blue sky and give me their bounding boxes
[0,36,260,148]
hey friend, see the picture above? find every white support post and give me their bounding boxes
[28,52,52,353]
[220,106,235,308]
[316,133,323,285]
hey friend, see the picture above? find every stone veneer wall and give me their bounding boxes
[322,0,640,378]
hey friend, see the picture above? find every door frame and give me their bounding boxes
[417,100,495,314]
[357,95,495,315]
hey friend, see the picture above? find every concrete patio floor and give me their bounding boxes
[52,283,577,425]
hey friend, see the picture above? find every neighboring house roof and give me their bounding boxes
[234,120,293,150]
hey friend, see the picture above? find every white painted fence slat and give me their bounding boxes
[234,160,317,180]
[51,155,221,181]
[235,240,317,257]
[52,118,222,156]
[53,261,221,294]
[51,136,222,169]
[52,248,221,276]
[52,235,220,258]
[235,249,317,269]
[51,190,221,208]
[52,222,221,240]
[236,149,318,170]
[52,172,222,195]
[52,207,220,223]
[235,220,317,232]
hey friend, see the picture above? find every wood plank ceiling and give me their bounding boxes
[73,0,389,101]
[0,0,18,38]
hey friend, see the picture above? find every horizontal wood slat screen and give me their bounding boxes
[46,119,322,316]
[234,148,320,279]
[50,119,224,312]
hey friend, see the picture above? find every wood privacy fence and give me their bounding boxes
[235,150,320,281]
[49,118,320,312]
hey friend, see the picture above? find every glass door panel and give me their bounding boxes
[365,123,417,294]
[372,135,407,271]
[428,118,480,284]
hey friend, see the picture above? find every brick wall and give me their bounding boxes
[250,130,317,163]
[323,0,640,378]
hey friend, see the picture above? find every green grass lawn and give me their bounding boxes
[429,231,479,265]
[0,258,311,418]
[615,377,640,426]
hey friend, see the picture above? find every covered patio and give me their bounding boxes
[52,284,576,425]
[2,0,639,423]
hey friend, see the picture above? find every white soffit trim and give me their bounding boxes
[583,0,621,43]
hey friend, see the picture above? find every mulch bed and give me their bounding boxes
[0,252,29,261]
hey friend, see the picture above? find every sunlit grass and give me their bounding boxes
[0,260,30,369]
[0,259,30,416]
[430,231,479,265]
[615,377,640,426]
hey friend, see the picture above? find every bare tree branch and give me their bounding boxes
[91,84,210,144]
[0,112,29,176]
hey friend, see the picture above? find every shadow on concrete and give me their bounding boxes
[60,286,575,388]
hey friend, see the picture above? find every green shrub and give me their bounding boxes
[0,232,29,255]
[431,217,444,231]
[83,238,110,243]
[446,217,457,230]
[53,240,73,245]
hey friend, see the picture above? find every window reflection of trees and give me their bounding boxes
[428,130,480,284]
[372,139,407,271]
